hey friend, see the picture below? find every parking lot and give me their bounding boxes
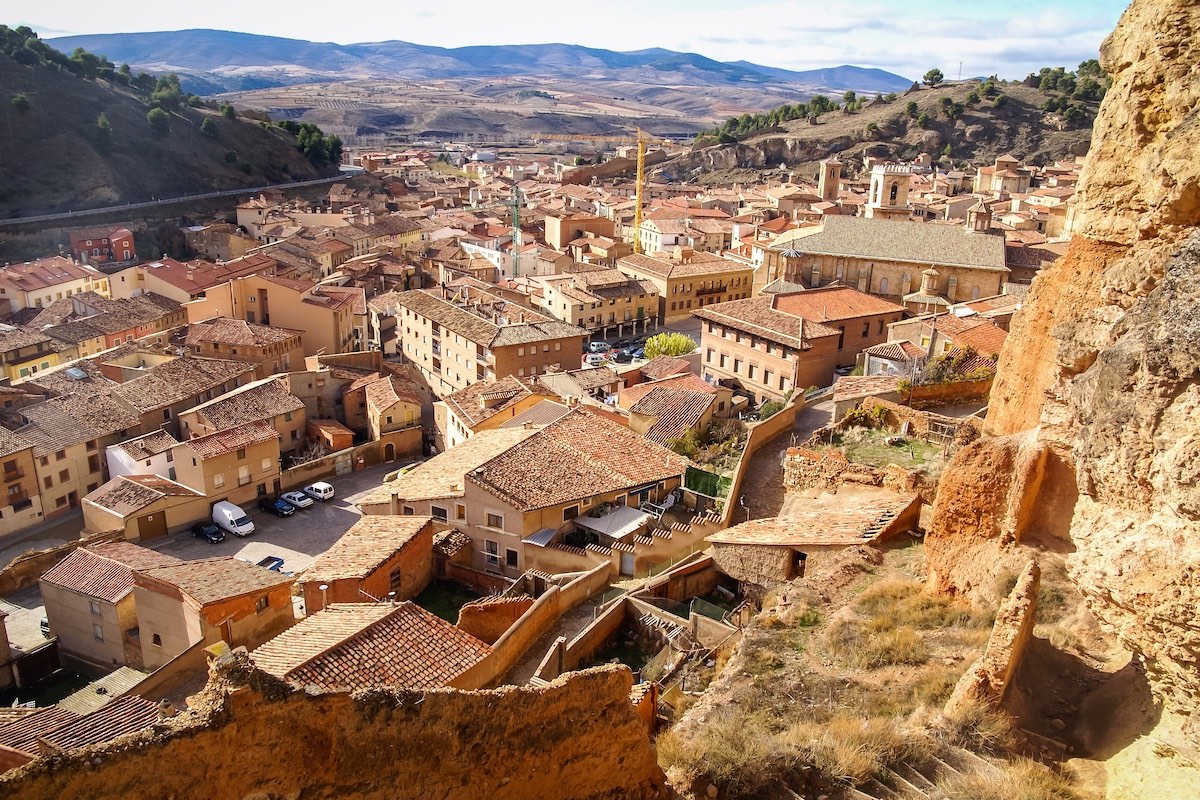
[148,463,398,574]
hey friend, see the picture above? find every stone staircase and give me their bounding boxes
[809,745,1005,800]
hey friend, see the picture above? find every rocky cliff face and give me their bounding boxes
[927,0,1200,780]
[0,654,667,800]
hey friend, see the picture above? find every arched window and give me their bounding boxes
[879,278,889,294]
[889,183,899,204]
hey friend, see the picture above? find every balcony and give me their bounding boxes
[695,284,728,298]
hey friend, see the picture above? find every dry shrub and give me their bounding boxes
[825,615,929,669]
[657,707,790,797]
[931,759,1078,800]
[854,579,923,614]
[784,713,931,784]
[938,697,1016,755]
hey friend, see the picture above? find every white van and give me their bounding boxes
[303,481,335,502]
[212,500,255,537]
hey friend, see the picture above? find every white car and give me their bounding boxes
[281,490,314,509]
[583,352,608,367]
[303,481,336,502]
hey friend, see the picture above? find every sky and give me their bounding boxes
[17,0,1129,80]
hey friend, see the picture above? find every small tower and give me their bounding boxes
[865,164,913,220]
[966,198,993,233]
[818,157,842,204]
[919,267,940,295]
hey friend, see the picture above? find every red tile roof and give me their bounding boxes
[771,286,906,322]
[185,419,279,460]
[36,695,159,753]
[41,542,182,603]
[251,603,491,690]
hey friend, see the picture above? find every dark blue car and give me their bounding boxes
[257,496,295,517]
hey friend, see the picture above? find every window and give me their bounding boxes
[88,454,100,473]
[236,448,246,460]
[93,623,104,641]
[486,512,503,530]
[879,277,889,294]
[39,456,48,467]
[389,568,402,594]
[261,458,271,472]
[55,450,66,461]
[505,549,519,569]
[455,503,466,521]
[402,505,414,515]
[163,409,172,421]
[255,595,269,613]
[89,599,101,615]
[213,473,225,489]
[238,465,251,486]
[484,539,500,566]
[432,505,448,522]
[706,348,714,363]
[563,504,580,521]
[152,634,162,647]
[58,469,69,483]
[748,364,757,380]
[43,476,52,489]
[733,359,742,374]
[862,322,870,337]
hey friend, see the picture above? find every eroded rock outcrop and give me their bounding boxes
[927,0,1200,784]
[0,652,667,800]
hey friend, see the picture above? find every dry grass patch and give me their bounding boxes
[931,759,1080,800]
[824,614,929,669]
[657,707,792,798]
[784,713,931,784]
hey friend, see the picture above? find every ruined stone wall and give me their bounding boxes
[457,595,535,644]
[0,655,667,800]
[945,560,1040,716]
[926,0,1200,780]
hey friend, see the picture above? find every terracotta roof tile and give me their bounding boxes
[303,517,432,583]
[251,602,491,690]
[771,286,905,323]
[469,408,690,511]
[37,695,159,753]
[184,419,278,460]
[137,557,292,605]
[42,542,182,603]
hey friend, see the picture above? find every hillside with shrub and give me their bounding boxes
[668,70,1104,182]
[0,25,341,219]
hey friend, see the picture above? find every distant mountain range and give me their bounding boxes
[47,29,914,96]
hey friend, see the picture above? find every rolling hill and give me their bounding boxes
[0,38,340,219]
[47,29,914,96]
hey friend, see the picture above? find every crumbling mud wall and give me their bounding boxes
[0,653,668,800]
[945,560,1040,716]
[926,0,1200,786]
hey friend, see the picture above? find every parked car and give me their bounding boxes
[303,481,335,502]
[257,496,295,517]
[191,521,226,544]
[39,618,50,638]
[583,352,608,367]
[588,341,611,353]
[257,555,285,572]
[629,347,646,360]
[281,490,314,509]
[212,500,255,537]
[613,338,632,348]
[611,349,634,364]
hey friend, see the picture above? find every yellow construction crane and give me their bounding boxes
[534,130,671,254]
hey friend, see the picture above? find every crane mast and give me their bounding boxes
[511,184,522,278]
